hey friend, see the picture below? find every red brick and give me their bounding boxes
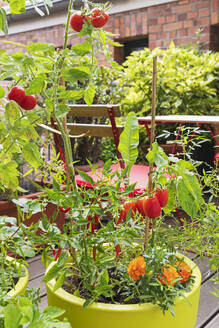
[166,15,175,23]
[169,31,177,38]
[114,17,119,28]
[149,24,162,33]
[195,1,209,9]
[194,17,210,26]
[172,4,192,14]
[149,18,158,25]
[178,28,188,37]
[163,22,183,32]
[178,13,187,21]
[211,12,218,25]
[142,13,148,34]
[183,20,193,28]
[149,40,163,49]
[188,11,198,19]
[148,7,162,15]
[212,0,218,11]
[199,9,210,17]
[158,16,165,24]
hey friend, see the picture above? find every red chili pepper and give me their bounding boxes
[59,206,71,213]
[115,245,121,258]
[116,211,125,225]
[87,216,92,229]
[52,249,56,256]
[91,223,96,234]
[93,247,96,261]
[55,249,62,261]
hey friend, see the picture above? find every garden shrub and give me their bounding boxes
[119,42,219,117]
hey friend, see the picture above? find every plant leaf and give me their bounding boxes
[118,112,139,170]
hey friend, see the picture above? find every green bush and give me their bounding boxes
[119,43,219,117]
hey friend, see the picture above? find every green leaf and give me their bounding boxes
[77,170,95,185]
[22,143,41,169]
[43,263,62,283]
[0,160,19,190]
[27,42,55,54]
[59,90,83,100]
[5,101,21,123]
[0,86,5,98]
[53,271,66,292]
[63,67,90,82]
[0,8,8,35]
[118,112,139,170]
[17,297,34,322]
[25,73,47,94]
[9,0,25,15]
[42,306,65,319]
[55,102,70,118]
[4,304,22,328]
[146,142,169,167]
[84,83,96,106]
[71,42,92,56]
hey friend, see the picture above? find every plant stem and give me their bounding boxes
[144,56,157,249]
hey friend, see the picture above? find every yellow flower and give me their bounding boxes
[128,256,146,281]
[158,264,179,286]
[176,261,191,282]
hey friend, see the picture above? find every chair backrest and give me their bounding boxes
[66,104,125,168]
[67,104,123,138]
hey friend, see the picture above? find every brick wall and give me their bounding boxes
[0,0,219,59]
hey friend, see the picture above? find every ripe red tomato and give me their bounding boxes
[143,196,161,219]
[70,11,88,32]
[136,197,147,216]
[20,95,37,110]
[8,86,26,105]
[91,8,109,28]
[155,188,168,208]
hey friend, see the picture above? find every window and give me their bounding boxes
[114,37,148,64]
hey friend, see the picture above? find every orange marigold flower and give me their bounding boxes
[176,261,191,282]
[158,264,179,286]
[128,256,146,281]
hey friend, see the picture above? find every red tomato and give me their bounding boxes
[136,197,147,216]
[70,11,88,32]
[91,8,109,28]
[143,196,161,219]
[155,188,168,208]
[20,95,37,110]
[8,86,26,105]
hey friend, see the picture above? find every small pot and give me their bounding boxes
[6,256,29,297]
[46,253,201,328]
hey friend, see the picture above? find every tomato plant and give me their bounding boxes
[143,196,161,219]
[91,8,109,28]
[155,188,168,208]
[20,95,37,110]
[8,86,25,105]
[70,11,89,32]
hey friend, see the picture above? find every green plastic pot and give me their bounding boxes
[46,253,201,328]
[6,256,29,298]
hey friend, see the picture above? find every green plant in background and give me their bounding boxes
[119,42,219,117]
[0,294,71,328]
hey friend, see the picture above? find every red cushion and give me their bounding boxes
[75,164,150,189]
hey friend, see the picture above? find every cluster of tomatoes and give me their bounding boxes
[70,8,109,32]
[8,86,37,110]
[117,188,168,224]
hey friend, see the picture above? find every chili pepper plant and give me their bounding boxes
[0,0,218,318]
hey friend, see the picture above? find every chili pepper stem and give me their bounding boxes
[144,56,157,250]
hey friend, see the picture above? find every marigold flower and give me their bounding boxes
[128,256,146,281]
[176,261,191,282]
[158,264,179,286]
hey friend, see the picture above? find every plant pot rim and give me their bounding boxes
[46,252,201,312]
[6,256,29,298]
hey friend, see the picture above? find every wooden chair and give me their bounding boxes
[52,104,150,190]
